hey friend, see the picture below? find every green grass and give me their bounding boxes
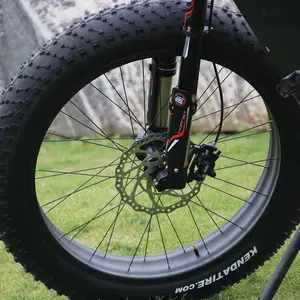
[1,131,300,299]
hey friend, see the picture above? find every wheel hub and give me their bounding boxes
[115,132,202,215]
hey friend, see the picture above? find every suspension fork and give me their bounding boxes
[147,0,208,190]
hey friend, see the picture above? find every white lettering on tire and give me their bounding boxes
[175,246,258,294]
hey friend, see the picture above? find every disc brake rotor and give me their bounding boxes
[115,133,202,215]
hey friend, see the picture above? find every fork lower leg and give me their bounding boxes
[165,0,208,186]
[147,0,209,190]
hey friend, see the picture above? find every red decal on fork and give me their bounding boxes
[167,111,187,146]
[184,0,195,28]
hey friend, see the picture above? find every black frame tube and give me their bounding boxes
[258,226,300,300]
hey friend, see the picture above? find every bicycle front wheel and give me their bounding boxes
[0,2,300,300]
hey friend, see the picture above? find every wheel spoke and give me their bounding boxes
[217,120,272,142]
[46,132,122,150]
[199,89,256,145]
[157,196,186,253]
[105,158,139,257]
[119,67,136,137]
[128,215,153,271]
[202,182,250,204]
[60,110,125,151]
[42,155,124,211]
[69,99,128,151]
[216,129,271,144]
[89,82,141,126]
[62,177,136,240]
[219,155,278,169]
[104,199,124,257]
[213,177,268,197]
[147,93,173,129]
[187,204,210,254]
[42,176,114,211]
[43,137,133,143]
[188,183,222,233]
[144,214,153,262]
[60,202,123,240]
[190,200,243,230]
[195,70,232,113]
[104,73,145,130]
[193,94,260,122]
[215,158,276,171]
[196,67,224,103]
[156,214,170,269]
[36,168,121,180]
[89,203,126,261]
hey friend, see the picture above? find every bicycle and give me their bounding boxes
[0,0,299,299]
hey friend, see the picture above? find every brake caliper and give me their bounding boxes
[187,143,221,183]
